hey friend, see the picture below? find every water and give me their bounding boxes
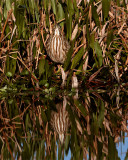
[0,85,128,159]
[117,133,128,160]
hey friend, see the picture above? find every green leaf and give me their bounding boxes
[76,60,84,75]
[108,136,118,160]
[10,53,17,76]
[98,101,104,127]
[64,43,73,71]
[44,0,48,11]
[6,72,12,77]
[71,47,84,69]
[39,58,45,77]
[92,4,100,26]
[6,0,11,11]
[67,0,74,16]
[94,41,103,67]
[25,113,29,131]
[107,29,114,47]
[116,0,120,6]
[66,11,72,40]
[65,135,70,153]
[21,69,29,76]
[58,144,62,160]
[57,2,65,27]
[71,125,75,149]
[30,0,35,10]
[0,11,2,23]
[97,141,103,160]
[45,60,49,80]
[73,0,77,11]
[102,0,111,20]
[66,103,76,128]
[15,5,26,37]
[51,0,57,15]
[74,99,87,117]
[41,110,47,124]
[34,2,40,23]
[8,99,14,104]
[4,4,7,18]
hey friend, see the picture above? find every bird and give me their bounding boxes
[45,24,70,86]
[45,24,70,64]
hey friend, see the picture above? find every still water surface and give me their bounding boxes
[0,85,128,159]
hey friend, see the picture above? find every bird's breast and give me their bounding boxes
[46,33,69,64]
[51,36,64,62]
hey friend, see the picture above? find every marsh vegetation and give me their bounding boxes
[0,0,128,159]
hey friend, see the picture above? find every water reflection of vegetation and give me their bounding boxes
[0,85,128,159]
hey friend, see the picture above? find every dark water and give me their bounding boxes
[0,85,128,160]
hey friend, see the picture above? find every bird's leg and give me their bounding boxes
[72,72,78,99]
[72,72,78,88]
[59,65,68,88]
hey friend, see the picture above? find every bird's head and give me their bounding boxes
[53,24,61,36]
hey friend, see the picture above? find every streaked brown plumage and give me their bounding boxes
[50,97,70,144]
[45,25,70,64]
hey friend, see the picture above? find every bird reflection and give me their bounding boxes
[50,96,70,144]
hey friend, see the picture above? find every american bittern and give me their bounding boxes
[45,24,70,63]
[45,24,70,86]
